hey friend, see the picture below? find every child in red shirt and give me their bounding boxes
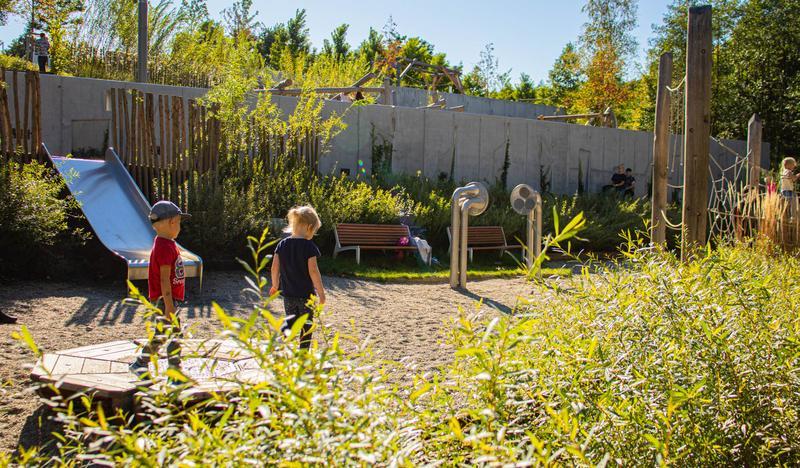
[130,201,191,377]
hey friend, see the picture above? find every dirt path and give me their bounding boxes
[0,272,537,455]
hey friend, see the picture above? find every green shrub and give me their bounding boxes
[13,232,800,465]
[0,161,85,276]
[0,54,37,71]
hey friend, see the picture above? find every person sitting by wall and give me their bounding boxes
[624,168,636,198]
[603,164,627,194]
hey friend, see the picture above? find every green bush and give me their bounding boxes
[0,54,37,71]
[0,161,85,276]
[12,234,800,465]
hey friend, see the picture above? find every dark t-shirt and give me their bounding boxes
[275,237,321,299]
[611,173,626,188]
[625,175,635,188]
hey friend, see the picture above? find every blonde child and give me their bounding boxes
[269,206,325,349]
[780,157,799,198]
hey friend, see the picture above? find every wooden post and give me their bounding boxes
[747,113,762,190]
[382,77,393,106]
[681,5,713,261]
[651,52,673,246]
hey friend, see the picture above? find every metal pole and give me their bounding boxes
[450,185,479,288]
[460,199,477,288]
[526,210,534,270]
[137,0,148,83]
[533,192,542,261]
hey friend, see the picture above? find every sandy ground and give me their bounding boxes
[0,272,538,456]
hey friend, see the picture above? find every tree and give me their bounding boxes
[542,42,584,110]
[576,0,638,117]
[475,43,510,95]
[322,23,350,61]
[257,23,286,67]
[0,0,18,26]
[715,0,800,163]
[285,8,310,57]
[179,0,208,30]
[631,0,743,131]
[222,0,260,40]
[356,27,383,64]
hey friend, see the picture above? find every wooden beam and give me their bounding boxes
[747,113,762,190]
[651,52,673,246]
[261,86,386,96]
[681,5,713,260]
[538,112,604,121]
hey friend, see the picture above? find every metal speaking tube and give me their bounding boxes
[450,182,489,289]
[510,184,542,270]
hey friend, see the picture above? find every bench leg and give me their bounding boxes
[469,249,473,263]
[356,247,361,265]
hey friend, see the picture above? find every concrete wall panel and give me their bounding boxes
[454,113,481,181]
[478,116,507,183]
[423,110,455,179]
[392,107,425,175]
[507,119,529,188]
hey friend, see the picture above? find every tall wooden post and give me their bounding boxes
[681,5,712,261]
[136,0,148,83]
[382,77,393,106]
[747,113,762,190]
[651,52,673,246]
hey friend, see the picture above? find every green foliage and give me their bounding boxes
[0,53,37,70]
[0,160,86,275]
[14,229,800,464]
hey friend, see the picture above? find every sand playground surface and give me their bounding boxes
[0,272,542,455]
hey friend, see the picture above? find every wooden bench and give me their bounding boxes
[447,226,523,261]
[334,224,422,264]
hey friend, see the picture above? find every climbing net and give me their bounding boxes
[660,76,788,246]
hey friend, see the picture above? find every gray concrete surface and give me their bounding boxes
[8,73,767,198]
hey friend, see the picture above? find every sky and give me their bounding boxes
[0,0,674,84]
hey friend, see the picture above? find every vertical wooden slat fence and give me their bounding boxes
[108,88,320,210]
[0,69,42,163]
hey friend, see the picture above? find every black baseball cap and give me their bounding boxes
[149,200,191,223]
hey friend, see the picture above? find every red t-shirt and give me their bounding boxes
[148,236,185,301]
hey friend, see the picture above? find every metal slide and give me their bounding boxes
[46,146,202,282]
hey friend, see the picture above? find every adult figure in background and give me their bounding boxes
[35,33,50,73]
[624,168,636,198]
[610,164,626,194]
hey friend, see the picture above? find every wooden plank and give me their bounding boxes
[22,72,29,156]
[651,52,673,246]
[110,89,118,150]
[0,69,10,157]
[51,355,85,375]
[747,113,762,190]
[121,89,130,164]
[12,71,19,150]
[157,94,165,197]
[32,354,60,377]
[57,340,134,357]
[80,358,112,374]
[681,5,712,260]
[31,71,41,159]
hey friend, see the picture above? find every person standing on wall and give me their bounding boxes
[34,33,50,73]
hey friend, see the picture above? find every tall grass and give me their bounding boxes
[11,227,800,465]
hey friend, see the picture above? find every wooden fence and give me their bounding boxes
[0,69,42,163]
[109,88,321,208]
[68,45,214,89]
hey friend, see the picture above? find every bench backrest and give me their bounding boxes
[335,224,411,246]
[448,226,508,247]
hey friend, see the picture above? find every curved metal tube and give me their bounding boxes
[450,185,480,288]
[533,192,542,265]
[459,198,479,288]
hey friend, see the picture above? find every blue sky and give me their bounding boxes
[1,0,673,83]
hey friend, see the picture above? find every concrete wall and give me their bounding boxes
[391,86,561,119]
[13,73,767,198]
